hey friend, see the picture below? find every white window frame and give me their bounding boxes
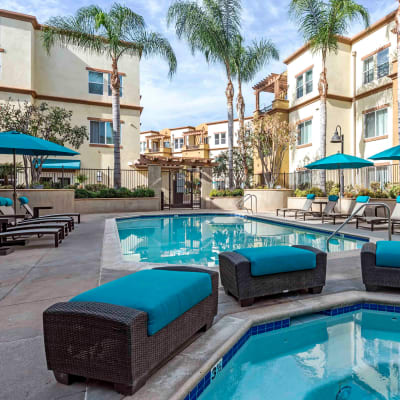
[174,138,183,150]
[364,107,388,139]
[297,120,312,146]
[296,68,313,99]
[220,132,226,145]
[215,133,220,145]
[305,70,313,94]
[377,48,389,79]
[363,56,374,84]
[140,141,146,153]
[88,71,104,95]
[296,75,304,99]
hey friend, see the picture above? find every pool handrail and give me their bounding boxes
[326,202,392,251]
[241,193,257,214]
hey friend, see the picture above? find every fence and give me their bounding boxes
[2,167,148,190]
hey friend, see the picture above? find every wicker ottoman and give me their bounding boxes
[219,245,327,306]
[43,266,218,395]
[361,242,400,291]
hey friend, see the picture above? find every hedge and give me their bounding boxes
[209,189,244,197]
[75,187,155,199]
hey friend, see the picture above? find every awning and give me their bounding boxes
[39,159,81,170]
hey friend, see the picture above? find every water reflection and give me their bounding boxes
[117,215,365,266]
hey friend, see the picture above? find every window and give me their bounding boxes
[90,121,121,145]
[215,133,220,145]
[305,70,313,94]
[174,138,184,149]
[164,141,170,148]
[363,57,374,84]
[297,120,312,145]
[88,71,104,95]
[140,141,146,153]
[108,74,123,97]
[377,48,389,78]
[296,75,304,99]
[365,108,388,139]
[220,133,226,145]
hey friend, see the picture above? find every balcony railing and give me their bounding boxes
[260,104,273,113]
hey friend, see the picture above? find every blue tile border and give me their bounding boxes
[186,303,400,400]
[184,317,291,400]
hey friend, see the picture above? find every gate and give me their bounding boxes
[162,168,201,209]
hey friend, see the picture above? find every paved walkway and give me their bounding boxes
[0,211,398,400]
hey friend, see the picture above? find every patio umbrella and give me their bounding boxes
[0,130,79,212]
[305,152,373,197]
[369,145,400,161]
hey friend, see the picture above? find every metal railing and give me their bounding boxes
[241,193,257,214]
[326,202,392,251]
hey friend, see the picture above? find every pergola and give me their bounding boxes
[253,72,288,111]
[183,129,208,147]
[134,154,216,169]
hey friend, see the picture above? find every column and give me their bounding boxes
[148,164,162,210]
[201,167,213,209]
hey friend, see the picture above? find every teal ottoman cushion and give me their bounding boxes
[234,246,316,276]
[18,196,29,205]
[376,241,400,268]
[70,269,212,336]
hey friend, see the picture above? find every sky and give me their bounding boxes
[2,0,399,131]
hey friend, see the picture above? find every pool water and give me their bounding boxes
[117,214,366,266]
[201,310,400,400]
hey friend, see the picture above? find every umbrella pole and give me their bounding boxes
[13,150,17,214]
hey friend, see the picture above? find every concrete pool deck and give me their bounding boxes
[1,210,399,400]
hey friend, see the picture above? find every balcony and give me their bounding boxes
[182,143,209,159]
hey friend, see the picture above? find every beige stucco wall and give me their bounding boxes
[0,189,75,214]
[206,197,243,210]
[244,189,294,211]
[0,13,141,172]
[75,197,160,214]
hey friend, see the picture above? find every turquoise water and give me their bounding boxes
[201,311,400,400]
[117,214,366,266]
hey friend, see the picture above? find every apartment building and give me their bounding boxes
[140,117,252,161]
[0,10,142,180]
[254,9,398,185]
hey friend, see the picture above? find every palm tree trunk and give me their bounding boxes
[236,79,248,187]
[111,58,121,189]
[226,79,234,189]
[318,54,328,192]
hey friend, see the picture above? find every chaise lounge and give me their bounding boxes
[276,194,315,217]
[219,245,327,307]
[361,241,400,291]
[43,266,219,395]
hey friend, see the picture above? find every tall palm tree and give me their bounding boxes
[396,0,400,142]
[230,35,279,187]
[167,0,242,189]
[42,3,177,188]
[289,0,369,191]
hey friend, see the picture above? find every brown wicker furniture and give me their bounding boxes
[219,245,327,307]
[43,266,218,395]
[361,242,400,291]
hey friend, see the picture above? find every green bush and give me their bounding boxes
[74,186,155,199]
[209,188,244,197]
[388,184,400,199]
[294,187,324,197]
[85,184,107,192]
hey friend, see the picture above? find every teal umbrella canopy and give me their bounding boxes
[305,153,373,170]
[369,145,400,161]
[0,131,79,156]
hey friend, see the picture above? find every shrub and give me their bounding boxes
[85,184,107,192]
[209,189,243,197]
[294,187,324,197]
[388,184,400,199]
[74,186,155,198]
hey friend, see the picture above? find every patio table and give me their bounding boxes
[313,201,327,216]
[33,206,53,218]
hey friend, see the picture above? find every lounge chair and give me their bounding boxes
[219,245,327,307]
[0,199,74,231]
[18,196,81,223]
[276,194,316,217]
[322,195,370,224]
[361,241,400,291]
[356,195,400,232]
[296,195,339,221]
[0,227,63,247]
[6,222,68,238]
[43,266,219,395]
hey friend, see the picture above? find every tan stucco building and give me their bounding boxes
[0,9,142,176]
[254,9,399,186]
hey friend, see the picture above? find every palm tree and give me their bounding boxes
[167,0,242,189]
[289,0,369,191]
[231,35,279,187]
[42,4,177,188]
[396,1,400,142]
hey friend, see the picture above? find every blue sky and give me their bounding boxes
[3,0,398,131]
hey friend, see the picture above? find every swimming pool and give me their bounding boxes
[194,306,400,400]
[116,214,367,266]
